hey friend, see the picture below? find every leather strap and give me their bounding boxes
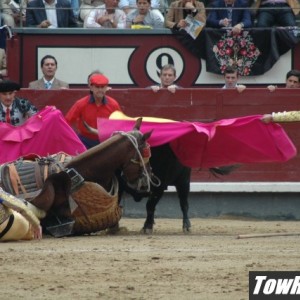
[0,213,14,239]
[8,164,27,196]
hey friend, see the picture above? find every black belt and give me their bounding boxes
[0,213,14,239]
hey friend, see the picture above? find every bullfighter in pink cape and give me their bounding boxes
[0,80,86,163]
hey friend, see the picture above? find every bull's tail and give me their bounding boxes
[209,164,240,177]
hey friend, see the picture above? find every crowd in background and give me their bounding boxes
[0,0,299,29]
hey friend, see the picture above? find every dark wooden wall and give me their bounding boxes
[18,88,300,182]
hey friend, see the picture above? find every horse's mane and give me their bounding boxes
[68,133,124,164]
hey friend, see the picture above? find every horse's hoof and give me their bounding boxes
[182,226,191,233]
[140,227,153,234]
[106,223,121,234]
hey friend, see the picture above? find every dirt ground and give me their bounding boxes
[1,217,300,300]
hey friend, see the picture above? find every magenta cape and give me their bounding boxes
[98,115,297,168]
[0,106,86,163]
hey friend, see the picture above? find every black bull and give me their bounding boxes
[118,143,236,233]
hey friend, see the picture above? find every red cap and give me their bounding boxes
[90,74,109,86]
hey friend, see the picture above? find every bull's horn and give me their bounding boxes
[83,120,98,135]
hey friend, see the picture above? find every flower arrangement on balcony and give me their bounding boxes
[213,30,261,76]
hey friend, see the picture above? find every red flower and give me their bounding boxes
[226,39,234,47]
[239,49,247,56]
[219,49,226,56]
[217,41,225,48]
[225,47,233,56]
[243,67,250,75]
[249,43,256,51]
[247,51,255,58]
[221,65,227,72]
[239,39,247,47]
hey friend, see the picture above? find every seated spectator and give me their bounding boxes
[119,0,160,14]
[70,0,80,20]
[29,55,69,89]
[267,69,300,91]
[223,65,246,92]
[165,0,206,30]
[79,0,104,22]
[206,0,252,35]
[255,0,299,27]
[0,48,7,80]
[1,0,26,27]
[126,0,164,28]
[26,0,78,28]
[84,0,127,28]
[149,64,180,93]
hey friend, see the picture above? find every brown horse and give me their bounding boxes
[0,118,153,236]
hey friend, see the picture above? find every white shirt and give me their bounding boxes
[1,103,12,111]
[43,77,54,89]
[126,9,164,28]
[43,0,58,28]
[223,83,237,89]
[84,5,127,28]
[119,0,160,10]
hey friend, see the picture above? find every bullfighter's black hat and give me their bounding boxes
[0,80,21,93]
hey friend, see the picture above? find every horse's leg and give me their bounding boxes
[31,172,72,214]
[30,180,56,212]
[176,168,191,233]
[142,189,164,234]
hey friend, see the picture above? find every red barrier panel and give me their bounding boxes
[18,88,300,182]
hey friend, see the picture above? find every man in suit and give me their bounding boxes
[29,55,69,90]
[165,0,206,30]
[26,0,78,28]
[206,0,252,35]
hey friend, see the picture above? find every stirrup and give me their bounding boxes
[65,168,84,192]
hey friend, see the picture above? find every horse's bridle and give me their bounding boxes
[116,131,160,193]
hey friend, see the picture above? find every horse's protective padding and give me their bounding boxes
[71,180,122,234]
[0,153,73,200]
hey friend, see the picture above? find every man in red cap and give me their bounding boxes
[65,73,122,148]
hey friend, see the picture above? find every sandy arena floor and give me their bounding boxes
[1,217,300,300]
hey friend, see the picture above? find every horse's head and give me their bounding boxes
[114,118,153,193]
[83,117,154,193]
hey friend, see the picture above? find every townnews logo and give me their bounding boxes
[249,272,300,299]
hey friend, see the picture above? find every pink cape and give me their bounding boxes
[0,106,86,163]
[98,115,297,168]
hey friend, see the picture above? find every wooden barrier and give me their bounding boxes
[18,88,300,183]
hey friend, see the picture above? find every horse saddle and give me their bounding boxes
[0,152,73,201]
